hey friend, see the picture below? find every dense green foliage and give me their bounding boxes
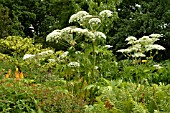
[112,0,170,60]
[0,0,169,60]
[0,0,74,39]
[0,0,170,112]
[0,79,86,112]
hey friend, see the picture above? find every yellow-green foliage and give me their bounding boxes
[0,52,11,60]
[0,36,43,56]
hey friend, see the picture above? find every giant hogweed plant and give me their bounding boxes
[117,34,165,61]
[117,34,166,84]
[45,10,119,103]
[46,10,117,83]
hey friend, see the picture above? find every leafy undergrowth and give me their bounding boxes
[0,79,86,113]
[0,78,170,113]
[86,80,170,113]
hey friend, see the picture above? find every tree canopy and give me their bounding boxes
[0,0,170,60]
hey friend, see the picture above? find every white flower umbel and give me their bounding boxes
[94,31,106,39]
[60,51,69,59]
[130,46,141,52]
[105,45,113,48]
[69,11,89,23]
[125,36,137,41]
[88,18,101,25]
[135,4,141,8]
[46,30,61,42]
[149,34,163,38]
[132,52,146,57]
[132,44,141,49]
[61,27,73,33]
[99,10,113,17]
[153,64,163,69]
[76,11,89,18]
[72,28,88,34]
[138,36,153,44]
[23,54,35,60]
[68,62,80,67]
[69,14,77,23]
[117,48,132,53]
[145,44,166,51]
[37,50,54,56]
[86,31,96,39]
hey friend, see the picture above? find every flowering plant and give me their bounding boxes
[117,34,165,84]
[117,34,165,61]
[46,10,116,84]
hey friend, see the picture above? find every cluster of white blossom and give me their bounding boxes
[69,11,89,23]
[145,44,165,51]
[86,31,95,39]
[137,36,154,44]
[46,27,87,43]
[125,36,137,41]
[99,10,113,17]
[117,34,165,58]
[60,51,69,59]
[23,54,35,60]
[88,18,101,25]
[71,28,88,34]
[68,62,80,67]
[61,27,73,34]
[23,50,70,64]
[94,31,106,39]
[105,45,113,48]
[149,34,163,38]
[135,4,141,8]
[126,36,137,44]
[131,44,141,50]
[23,50,54,60]
[153,64,163,69]
[46,10,111,43]
[85,31,107,41]
[117,48,132,53]
[46,30,61,42]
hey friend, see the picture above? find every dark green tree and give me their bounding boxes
[0,0,74,39]
[109,0,170,60]
[0,4,11,38]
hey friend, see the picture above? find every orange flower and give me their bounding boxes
[5,73,10,79]
[5,69,11,79]
[19,72,24,79]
